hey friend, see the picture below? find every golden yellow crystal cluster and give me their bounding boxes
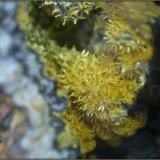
[17,1,160,155]
[40,1,96,25]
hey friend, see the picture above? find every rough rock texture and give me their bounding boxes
[0,1,75,158]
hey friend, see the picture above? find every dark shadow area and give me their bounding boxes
[30,2,96,51]
[155,1,160,6]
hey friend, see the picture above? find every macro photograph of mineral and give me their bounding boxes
[0,1,160,159]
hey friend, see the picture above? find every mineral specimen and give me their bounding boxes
[1,1,160,158]
[16,1,160,155]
